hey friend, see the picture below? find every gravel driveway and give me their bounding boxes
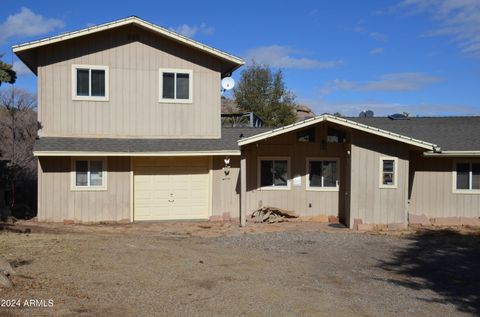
[0,222,479,316]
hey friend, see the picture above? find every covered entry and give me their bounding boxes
[133,157,211,221]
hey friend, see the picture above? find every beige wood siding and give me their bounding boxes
[409,154,480,219]
[242,124,348,218]
[37,25,221,138]
[211,156,240,218]
[38,156,130,222]
[349,133,409,226]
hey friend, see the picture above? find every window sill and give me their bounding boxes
[306,187,339,192]
[158,98,193,104]
[71,186,107,192]
[258,186,291,191]
[73,96,109,102]
[379,185,398,189]
[452,190,480,195]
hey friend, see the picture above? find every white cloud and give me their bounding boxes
[320,79,356,95]
[364,72,442,91]
[353,24,388,42]
[299,98,478,116]
[0,7,64,43]
[370,47,385,54]
[321,72,442,95]
[169,23,214,38]
[12,61,32,76]
[398,0,480,57]
[244,45,343,69]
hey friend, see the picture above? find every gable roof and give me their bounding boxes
[349,116,480,152]
[237,114,437,150]
[13,16,244,75]
[33,128,271,156]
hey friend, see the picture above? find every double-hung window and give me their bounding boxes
[307,158,339,191]
[258,158,290,189]
[72,65,109,101]
[159,69,193,103]
[454,162,480,193]
[379,157,398,188]
[72,159,107,190]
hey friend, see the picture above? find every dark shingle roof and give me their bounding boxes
[34,128,271,153]
[35,117,480,153]
[348,116,480,151]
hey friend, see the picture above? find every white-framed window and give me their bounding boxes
[71,158,107,190]
[72,65,109,101]
[306,158,339,191]
[379,157,398,188]
[159,68,193,103]
[453,161,480,193]
[257,157,290,190]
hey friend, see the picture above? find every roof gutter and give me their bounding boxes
[423,151,480,157]
[33,150,241,157]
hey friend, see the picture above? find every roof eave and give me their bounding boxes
[238,114,436,150]
[33,150,241,157]
[12,16,244,71]
[423,151,480,157]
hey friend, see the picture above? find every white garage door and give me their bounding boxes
[134,157,210,221]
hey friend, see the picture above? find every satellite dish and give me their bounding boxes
[221,77,235,90]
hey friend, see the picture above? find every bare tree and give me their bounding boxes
[0,87,38,208]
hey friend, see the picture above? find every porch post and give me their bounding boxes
[240,148,247,227]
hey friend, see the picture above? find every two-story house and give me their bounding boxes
[14,17,480,228]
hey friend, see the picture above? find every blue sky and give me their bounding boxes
[1,0,479,116]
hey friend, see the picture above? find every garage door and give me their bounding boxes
[134,157,210,221]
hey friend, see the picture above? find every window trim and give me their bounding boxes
[306,157,340,192]
[158,68,193,104]
[379,156,398,189]
[70,157,108,191]
[257,156,291,191]
[452,160,480,194]
[71,64,109,101]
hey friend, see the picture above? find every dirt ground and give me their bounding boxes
[0,220,479,317]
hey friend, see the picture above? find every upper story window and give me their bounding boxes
[327,127,346,143]
[454,162,480,193]
[379,157,398,188]
[297,127,315,143]
[159,69,193,103]
[72,65,109,101]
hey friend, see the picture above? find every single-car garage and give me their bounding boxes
[133,157,211,221]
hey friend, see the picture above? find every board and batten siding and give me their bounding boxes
[38,157,130,222]
[349,133,409,227]
[37,25,221,139]
[242,124,348,219]
[409,155,480,219]
[211,156,240,219]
